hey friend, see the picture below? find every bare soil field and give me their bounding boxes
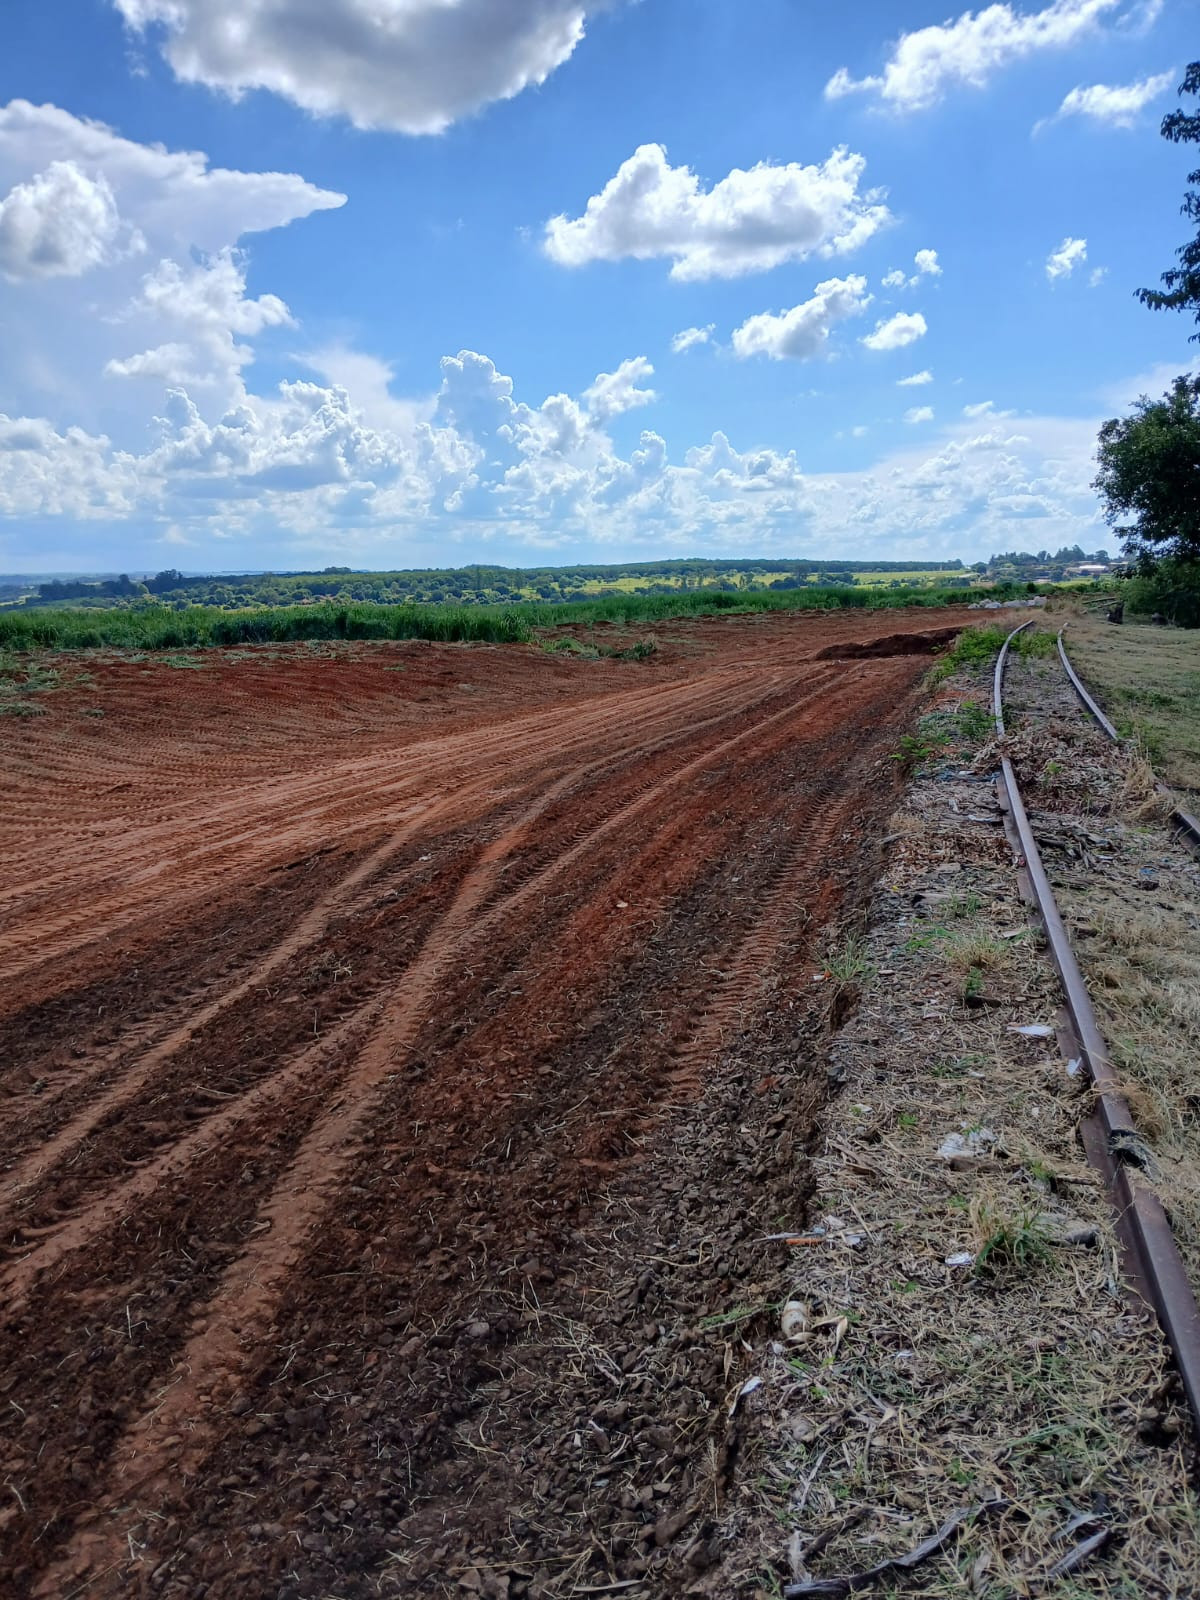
[0,608,975,1599]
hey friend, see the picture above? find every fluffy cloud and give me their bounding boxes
[0,362,1109,565]
[881,248,942,290]
[897,370,933,386]
[0,101,345,254]
[861,311,927,351]
[731,276,872,361]
[112,0,611,135]
[0,101,345,433]
[0,414,136,518]
[0,160,131,280]
[543,144,890,281]
[1049,70,1174,127]
[904,406,935,423]
[671,324,714,354]
[0,103,1108,566]
[106,251,294,392]
[1046,235,1087,279]
[582,356,657,420]
[826,0,1120,112]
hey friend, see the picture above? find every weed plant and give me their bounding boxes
[970,1195,1053,1277]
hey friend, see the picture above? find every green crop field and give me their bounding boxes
[0,580,996,654]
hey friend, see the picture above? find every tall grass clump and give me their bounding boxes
[0,581,996,655]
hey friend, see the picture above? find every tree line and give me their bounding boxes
[23,557,966,612]
[1095,62,1200,623]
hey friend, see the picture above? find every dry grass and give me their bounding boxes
[1002,644,1200,1288]
[942,931,1009,973]
[1073,891,1200,1270]
[1064,616,1200,801]
[742,649,1198,1598]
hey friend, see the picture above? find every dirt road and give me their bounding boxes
[0,611,968,1598]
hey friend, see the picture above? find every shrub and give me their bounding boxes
[1122,558,1200,627]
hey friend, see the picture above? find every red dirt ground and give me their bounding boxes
[0,608,974,1599]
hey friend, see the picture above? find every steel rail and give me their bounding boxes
[1057,625,1200,856]
[994,621,1200,1433]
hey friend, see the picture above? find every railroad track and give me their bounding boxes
[994,619,1200,1434]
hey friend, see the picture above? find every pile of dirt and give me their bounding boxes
[814,625,961,660]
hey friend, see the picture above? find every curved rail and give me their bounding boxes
[994,621,1200,1434]
[1057,626,1200,855]
[1056,629,1120,741]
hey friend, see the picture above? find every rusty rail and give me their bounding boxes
[1057,625,1200,856]
[994,621,1200,1433]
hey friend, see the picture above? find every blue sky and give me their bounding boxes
[0,0,1194,573]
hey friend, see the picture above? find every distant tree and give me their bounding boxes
[1093,374,1200,566]
[1137,63,1200,336]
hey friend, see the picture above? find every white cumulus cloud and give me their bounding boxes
[897,369,933,386]
[582,356,657,420]
[671,324,714,354]
[1049,70,1174,128]
[0,159,131,280]
[112,0,612,135]
[731,276,872,362]
[862,311,928,351]
[0,102,1116,569]
[543,143,890,281]
[0,101,345,255]
[0,101,345,424]
[882,249,942,290]
[1046,235,1087,279]
[826,0,1121,112]
[106,250,295,392]
[904,405,935,423]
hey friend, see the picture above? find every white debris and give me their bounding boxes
[937,1126,998,1161]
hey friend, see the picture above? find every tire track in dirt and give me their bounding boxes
[0,672,793,1290]
[9,649,803,1260]
[661,666,918,1102]
[23,664,861,1596]
[30,769,602,1598]
[0,618,967,1597]
[0,668,759,995]
[0,667,755,1110]
[0,669,772,1233]
[117,658,932,1600]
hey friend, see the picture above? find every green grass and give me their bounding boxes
[929,620,1055,684]
[0,652,88,713]
[1066,616,1200,796]
[823,932,875,983]
[971,1196,1053,1278]
[0,582,989,655]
